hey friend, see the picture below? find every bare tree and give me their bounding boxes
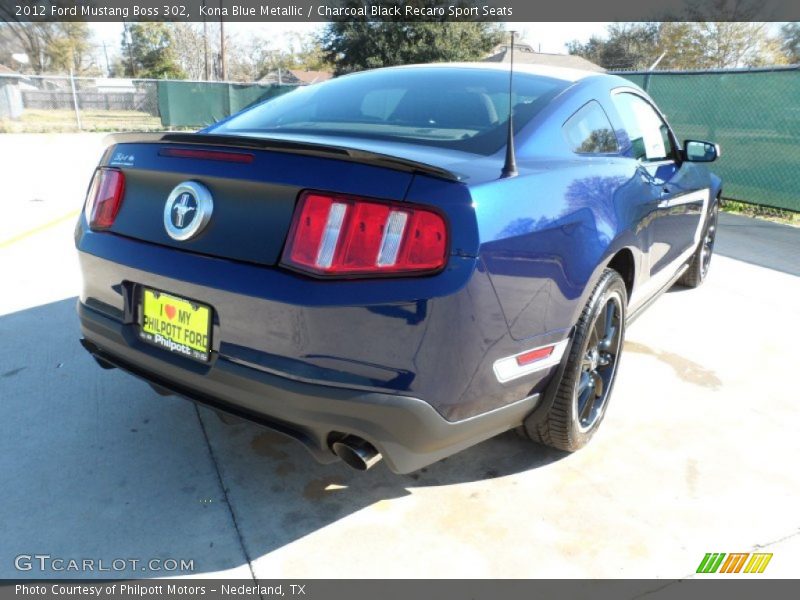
[674,1,781,68]
[171,23,208,80]
[570,20,788,71]
[225,33,279,82]
[225,31,332,82]
[782,22,800,63]
[0,22,56,73]
[0,21,97,74]
[691,22,770,68]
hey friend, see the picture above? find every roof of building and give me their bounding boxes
[483,47,606,73]
[288,69,333,84]
[259,69,334,85]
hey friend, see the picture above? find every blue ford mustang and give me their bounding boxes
[76,64,721,473]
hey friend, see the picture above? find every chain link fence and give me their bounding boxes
[0,74,161,132]
[616,66,800,212]
[0,73,294,133]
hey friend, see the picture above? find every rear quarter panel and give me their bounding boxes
[473,76,649,341]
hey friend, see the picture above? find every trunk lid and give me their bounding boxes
[100,134,436,267]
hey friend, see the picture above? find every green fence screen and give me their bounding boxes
[617,67,800,211]
[157,72,799,211]
[157,81,295,129]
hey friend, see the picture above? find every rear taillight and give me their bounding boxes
[282,191,448,277]
[85,168,125,230]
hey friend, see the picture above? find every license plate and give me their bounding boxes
[139,288,212,362]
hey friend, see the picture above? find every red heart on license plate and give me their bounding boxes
[164,305,176,320]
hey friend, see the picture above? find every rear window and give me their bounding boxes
[212,68,570,156]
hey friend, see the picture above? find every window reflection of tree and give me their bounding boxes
[495,174,629,245]
[576,128,619,153]
[565,175,629,243]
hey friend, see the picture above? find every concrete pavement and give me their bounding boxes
[1,134,798,579]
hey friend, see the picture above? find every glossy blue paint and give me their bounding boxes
[76,66,720,428]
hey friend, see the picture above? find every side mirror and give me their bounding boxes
[683,140,720,162]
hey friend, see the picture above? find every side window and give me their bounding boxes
[611,92,676,162]
[563,100,619,154]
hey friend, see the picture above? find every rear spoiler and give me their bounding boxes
[103,132,463,182]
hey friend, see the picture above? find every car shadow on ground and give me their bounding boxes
[665,212,799,301]
[0,297,566,578]
[198,405,567,567]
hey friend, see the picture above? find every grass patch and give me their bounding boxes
[0,109,167,133]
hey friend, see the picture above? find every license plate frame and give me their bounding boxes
[138,286,212,362]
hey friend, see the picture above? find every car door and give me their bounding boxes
[609,90,708,304]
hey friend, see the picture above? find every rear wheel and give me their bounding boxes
[523,269,627,452]
[679,200,719,288]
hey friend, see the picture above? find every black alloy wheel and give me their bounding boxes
[679,199,720,288]
[524,268,627,451]
[700,204,719,279]
[576,292,623,431]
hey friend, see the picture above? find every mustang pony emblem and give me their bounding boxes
[163,181,213,241]
[172,193,196,228]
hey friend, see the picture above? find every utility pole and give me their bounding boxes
[219,0,226,80]
[202,0,209,80]
[69,67,82,130]
[102,41,110,76]
[122,20,136,77]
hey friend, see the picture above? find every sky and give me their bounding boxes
[89,21,611,63]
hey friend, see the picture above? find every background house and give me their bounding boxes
[484,43,605,72]
[259,69,333,86]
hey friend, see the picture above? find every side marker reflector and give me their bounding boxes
[493,339,570,383]
[516,345,554,366]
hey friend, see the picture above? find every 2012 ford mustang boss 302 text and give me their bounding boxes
[76,64,720,473]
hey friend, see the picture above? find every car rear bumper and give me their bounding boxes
[79,301,539,473]
[76,227,565,418]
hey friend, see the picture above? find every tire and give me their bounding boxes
[678,200,719,288]
[522,268,627,452]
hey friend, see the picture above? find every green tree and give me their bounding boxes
[652,22,707,69]
[44,22,94,74]
[287,31,334,72]
[567,23,660,70]
[121,22,185,79]
[320,4,503,75]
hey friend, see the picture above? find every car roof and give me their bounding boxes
[381,62,599,83]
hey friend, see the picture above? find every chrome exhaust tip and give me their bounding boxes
[331,436,382,471]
